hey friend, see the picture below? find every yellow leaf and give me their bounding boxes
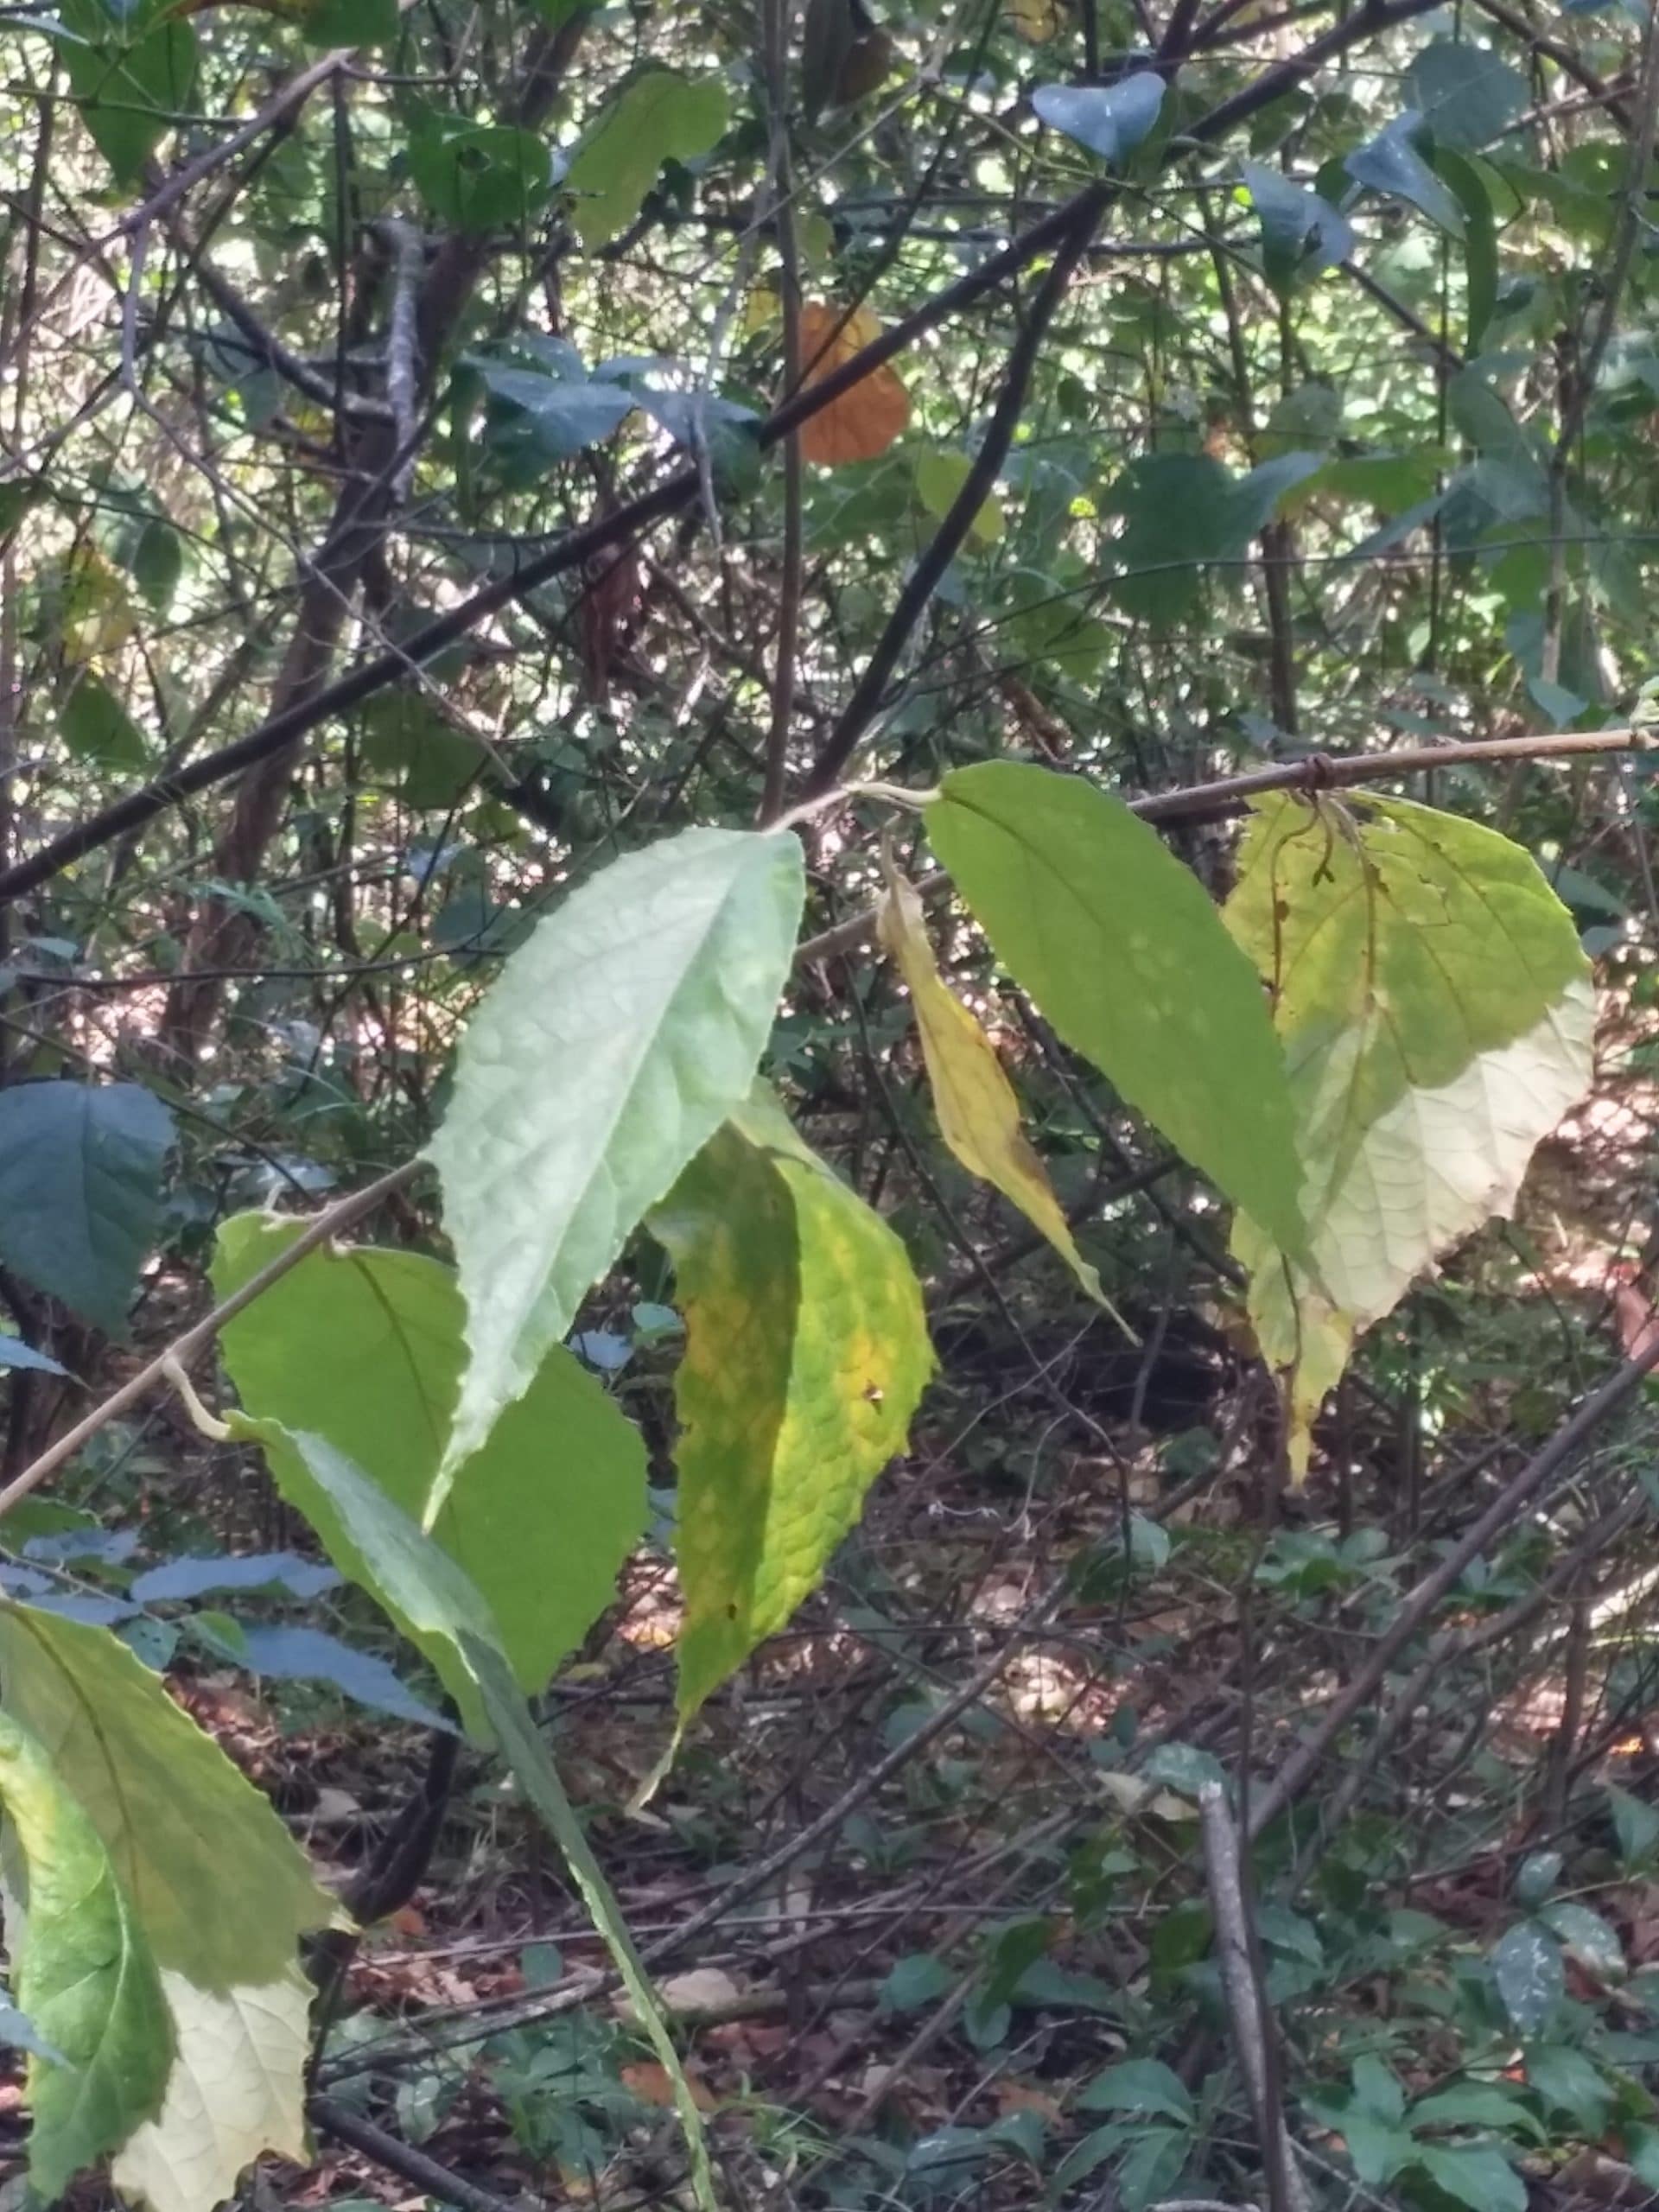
[796,301,910,467]
[1007,0,1064,41]
[913,448,1003,547]
[879,862,1130,1333]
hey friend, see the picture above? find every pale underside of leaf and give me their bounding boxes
[1240,976,1595,1470]
[112,1965,312,2212]
[427,826,804,1485]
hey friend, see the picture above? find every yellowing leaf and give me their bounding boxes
[879,865,1125,1326]
[1007,0,1064,42]
[1226,792,1594,1473]
[112,1967,311,2212]
[0,1708,171,2196]
[912,449,1003,547]
[651,1085,932,1721]
[796,302,910,467]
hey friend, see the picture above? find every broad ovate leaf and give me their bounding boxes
[1226,793,1593,1472]
[650,1085,932,1721]
[226,1424,716,2212]
[0,1709,171,2196]
[112,1966,311,2212]
[0,1599,336,1988]
[426,824,804,1479]
[1030,73,1164,164]
[796,302,911,467]
[563,69,729,249]
[878,866,1125,1325]
[214,1215,645,1699]
[926,762,1304,1254]
[0,1079,173,1334]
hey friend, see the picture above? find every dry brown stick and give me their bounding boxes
[792,723,1651,967]
[1246,1326,1659,1843]
[1198,1783,1311,2212]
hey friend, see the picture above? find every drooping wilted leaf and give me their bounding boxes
[1345,116,1466,236]
[650,1085,932,1720]
[0,1709,172,2196]
[0,1080,174,1334]
[563,70,729,249]
[925,763,1305,1254]
[879,865,1123,1322]
[0,1600,337,1989]
[214,1215,645,1702]
[426,824,804,1478]
[1226,793,1593,1472]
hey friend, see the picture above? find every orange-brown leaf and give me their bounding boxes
[795,302,910,466]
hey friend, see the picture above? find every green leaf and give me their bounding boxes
[57,4,197,189]
[1493,1921,1565,2035]
[1114,2122,1192,2211]
[912,449,1003,546]
[880,1954,954,2012]
[1413,2143,1529,2212]
[925,762,1304,1254]
[1345,117,1466,238]
[0,1709,172,2196]
[1350,2055,1406,2124]
[360,692,493,809]
[0,1079,173,1333]
[226,1423,716,2212]
[299,0,400,44]
[1433,148,1498,347]
[1411,2079,1541,2138]
[0,1600,336,1987]
[111,1965,313,2212]
[563,71,729,250]
[427,823,804,1478]
[1626,2122,1659,2188]
[474,359,637,478]
[1523,2044,1614,2133]
[130,518,181,613]
[1607,1783,1659,1868]
[1030,73,1164,165]
[1226,794,1592,1472]
[1405,41,1527,150]
[409,118,551,233]
[1105,450,1320,623]
[213,1214,645,1701]
[60,671,148,772]
[1238,161,1354,294]
[1076,2057,1193,2123]
[650,1084,932,1720]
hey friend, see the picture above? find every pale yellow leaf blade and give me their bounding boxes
[112,1964,311,2212]
[879,866,1126,1327]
